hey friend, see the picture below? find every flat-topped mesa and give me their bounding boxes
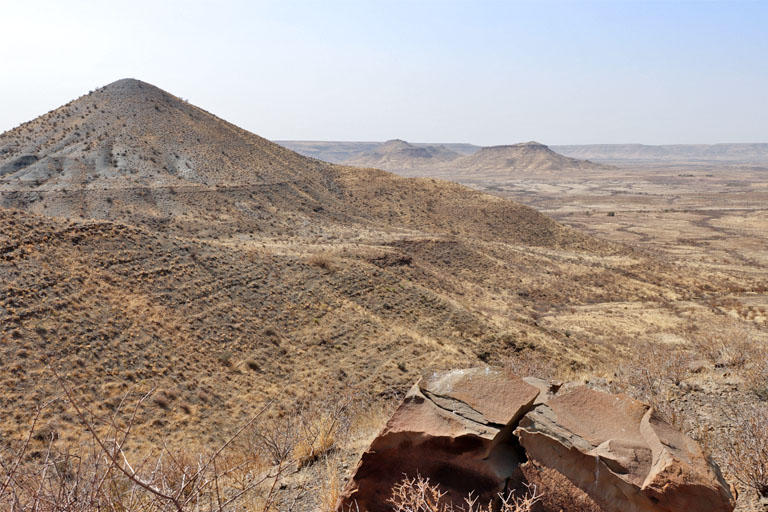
[338,368,735,512]
[440,141,615,175]
[343,139,463,169]
[381,138,409,147]
[482,141,550,151]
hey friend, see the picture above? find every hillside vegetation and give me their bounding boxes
[1,80,767,511]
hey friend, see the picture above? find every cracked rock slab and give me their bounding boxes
[515,386,735,512]
[338,371,734,512]
[338,368,539,512]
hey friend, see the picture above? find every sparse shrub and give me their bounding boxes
[153,394,169,409]
[476,351,491,363]
[294,398,351,469]
[217,350,234,366]
[0,370,295,512]
[33,423,59,442]
[385,475,541,512]
[747,356,768,399]
[724,403,768,500]
[249,415,299,466]
[611,341,692,402]
[307,252,336,269]
[693,323,758,369]
[503,354,554,381]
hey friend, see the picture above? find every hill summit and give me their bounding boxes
[279,140,611,178]
[0,78,326,188]
[343,138,463,170]
[442,141,614,176]
[0,79,584,246]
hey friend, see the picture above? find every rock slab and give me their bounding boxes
[338,368,539,512]
[339,370,735,512]
[515,386,735,512]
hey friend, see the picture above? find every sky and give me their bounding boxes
[1,0,766,145]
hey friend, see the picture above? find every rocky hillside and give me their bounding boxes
[1,200,744,452]
[0,80,750,461]
[0,80,584,248]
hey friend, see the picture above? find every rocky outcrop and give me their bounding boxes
[338,368,539,512]
[339,369,735,512]
[515,386,735,512]
[0,154,38,176]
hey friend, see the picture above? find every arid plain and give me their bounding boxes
[282,140,768,510]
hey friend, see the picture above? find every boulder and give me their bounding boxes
[338,368,539,512]
[515,386,735,512]
[339,370,734,512]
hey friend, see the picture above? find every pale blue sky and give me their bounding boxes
[1,0,766,145]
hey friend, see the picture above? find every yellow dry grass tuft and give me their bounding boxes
[385,475,541,512]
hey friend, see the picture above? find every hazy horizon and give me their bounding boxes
[272,139,768,147]
[2,0,766,146]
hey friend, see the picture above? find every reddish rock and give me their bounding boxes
[515,386,735,512]
[338,368,539,512]
[339,371,734,512]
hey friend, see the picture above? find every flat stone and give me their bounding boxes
[338,368,539,512]
[515,386,735,512]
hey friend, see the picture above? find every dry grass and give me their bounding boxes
[384,475,541,512]
[692,322,761,369]
[306,251,339,270]
[519,463,604,512]
[293,399,352,469]
[0,372,359,512]
[318,456,344,512]
[724,403,768,500]
[3,79,768,512]
[0,378,408,512]
[0,394,283,511]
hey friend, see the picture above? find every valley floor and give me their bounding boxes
[2,159,767,511]
[413,162,768,511]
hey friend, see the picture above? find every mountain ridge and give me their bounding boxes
[0,79,743,474]
[343,139,463,170]
[552,142,768,162]
[0,79,584,247]
[278,140,768,167]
